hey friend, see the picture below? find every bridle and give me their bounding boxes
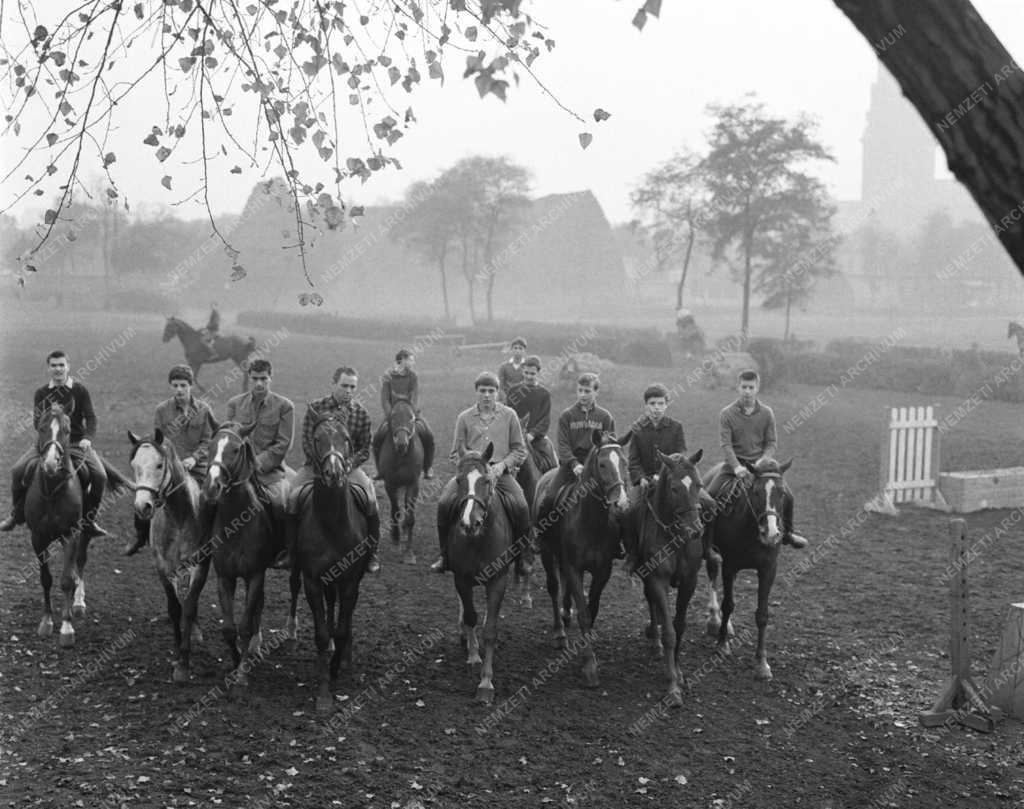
[456,461,495,526]
[207,428,251,491]
[740,471,783,535]
[389,405,416,447]
[645,468,701,539]
[314,419,352,482]
[132,442,177,508]
[588,442,627,503]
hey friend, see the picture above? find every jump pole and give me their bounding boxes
[918,518,999,732]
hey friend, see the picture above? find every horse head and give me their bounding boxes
[162,316,179,343]
[204,421,257,502]
[37,405,71,475]
[389,401,417,455]
[311,411,352,488]
[586,430,629,511]
[128,428,177,520]
[745,458,792,547]
[654,449,705,539]
[455,443,495,535]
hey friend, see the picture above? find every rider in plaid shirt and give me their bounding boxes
[286,366,381,573]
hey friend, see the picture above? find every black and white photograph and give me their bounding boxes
[1,1,1024,807]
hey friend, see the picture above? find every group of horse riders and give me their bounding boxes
[1,336,807,577]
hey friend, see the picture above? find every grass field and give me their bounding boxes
[1,303,1023,809]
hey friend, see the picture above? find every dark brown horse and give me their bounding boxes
[293,413,371,712]
[704,459,793,681]
[202,421,286,687]
[26,407,131,647]
[634,450,706,706]
[533,430,630,687]
[162,316,256,393]
[442,445,518,703]
[129,429,209,683]
[376,400,422,565]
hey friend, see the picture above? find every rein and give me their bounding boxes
[133,442,183,508]
[737,472,782,527]
[207,429,252,491]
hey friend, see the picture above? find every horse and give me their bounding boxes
[633,450,706,707]
[162,316,257,393]
[25,406,131,647]
[293,412,371,712]
[129,429,209,683]
[533,430,630,687]
[512,415,542,609]
[376,400,422,565]
[1007,321,1024,358]
[704,459,793,681]
[442,444,519,703]
[202,421,289,687]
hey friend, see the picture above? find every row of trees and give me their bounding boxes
[630,97,838,341]
[394,156,531,324]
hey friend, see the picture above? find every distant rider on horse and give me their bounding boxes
[505,354,557,472]
[497,336,528,402]
[198,305,220,361]
[704,369,808,551]
[286,366,382,573]
[123,364,214,557]
[0,350,110,538]
[371,347,435,481]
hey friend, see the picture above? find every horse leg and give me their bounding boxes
[455,576,481,666]
[177,560,210,684]
[542,546,565,648]
[324,583,338,658]
[477,571,509,704]
[386,483,401,547]
[402,485,418,565]
[642,582,664,658]
[217,573,241,669]
[331,579,361,679]
[564,567,598,688]
[286,561,301,642]
[71,532,90,618]
[303,572,332,712]
[58,534,81,647]
[717,568,737,654]
[586,563,613,625]
[704,556,723,637]
[191,363,206,394]
[36,542,54,638]
[235,573,266,687]
[754,564,777,681]
[161,575,184,654]
[673,560,701,688]
[648,577,682,706]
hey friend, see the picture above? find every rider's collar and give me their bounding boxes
[48,376,73,389]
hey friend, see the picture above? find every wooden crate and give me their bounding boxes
[938,467,1024,513]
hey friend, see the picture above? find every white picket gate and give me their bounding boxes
[864,405,948,515]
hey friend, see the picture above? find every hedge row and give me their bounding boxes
[236,311,674,368]
[746,337,1024,403]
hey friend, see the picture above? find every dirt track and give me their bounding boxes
[1,309,1023,809]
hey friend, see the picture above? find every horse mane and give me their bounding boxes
[455,450,491,479]
[753,458,783,476]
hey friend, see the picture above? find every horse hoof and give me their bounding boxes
[582,661,599,688]
[402,553,418,566]
[316,695,334,714]
[716,639,733,656]
[172,664,189,684]
[476,685,495,704]
[37,617,54,637]
[755,663,773,682]
[667,689,684,708]
[467,653,482,666]
[71,605,86,619]
[233,672,250,689]
[191,627,205,645]
[704,619,720,637]
[644,623,658,640]
[554,634,567,650]
[520,594,533,610]
[59,628,75,648]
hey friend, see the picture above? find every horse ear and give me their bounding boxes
[206,410,219,433]
[154,428,165,446]
[656,449,672,467]
[779,457,793,474]
[689,448,704,465]
[591,428,603,447]
[520,413,530,430]
[238,421,257,439]
[482,442,494,463]
[128,430,141,446]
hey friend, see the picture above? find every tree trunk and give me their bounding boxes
[833,0,1024,276]
[460,238,477,324]
[741,230,753,344]
[438,247,451,322]
[784,290,793,342]
[485,271,495,323]
[676,227,696,308]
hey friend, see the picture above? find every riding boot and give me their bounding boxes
[80,481,109,538]
[432,513,450,573]
[123,515,151,556]
[272,513,295,570]
[698,490,723,564]
[0,493,26,532]
[366,511,381,574]
[781,490,807,549]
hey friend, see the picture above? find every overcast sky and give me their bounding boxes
[2,1,1022,227]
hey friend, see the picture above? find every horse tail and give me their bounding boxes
[101,459,135,496]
